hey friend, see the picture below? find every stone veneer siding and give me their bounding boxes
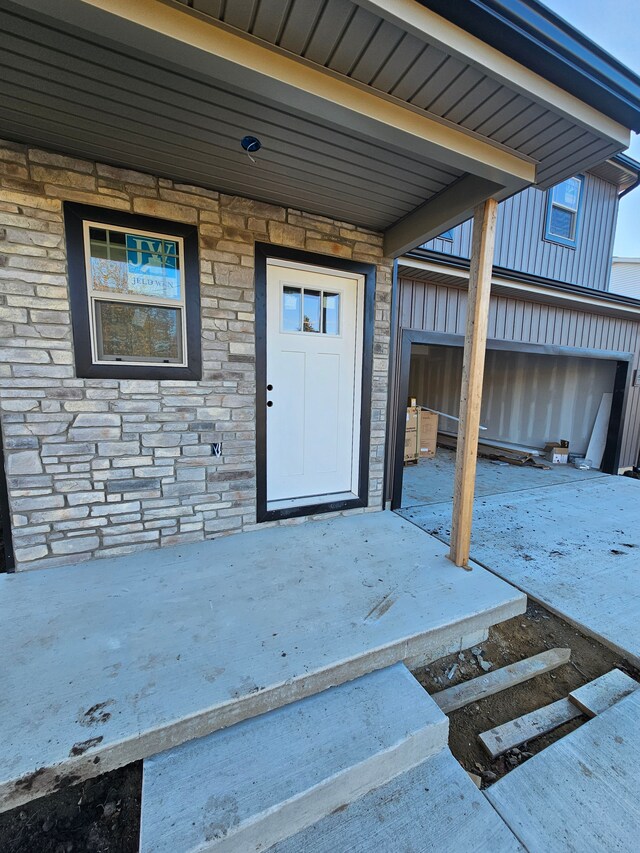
[0,140,393,570]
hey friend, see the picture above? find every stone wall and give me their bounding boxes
[0,140,393,570]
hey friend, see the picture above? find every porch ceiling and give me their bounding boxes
[0,0,632,254]
[171,0,628,187]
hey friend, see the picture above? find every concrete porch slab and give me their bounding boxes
[399,477,640,666]
[0,511,525,812]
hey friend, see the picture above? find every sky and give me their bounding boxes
[546,0,640,257]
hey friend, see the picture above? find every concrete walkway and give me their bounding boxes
[487,689,640,852]
[399,476,640,666]
[0,510,525,812]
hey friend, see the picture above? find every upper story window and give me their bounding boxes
[544,175,584,248]
[64,203,202,380]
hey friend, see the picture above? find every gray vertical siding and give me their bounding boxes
[388,277,640,495]
[422,173,619,290]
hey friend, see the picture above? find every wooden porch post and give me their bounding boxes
[449,198,498,568]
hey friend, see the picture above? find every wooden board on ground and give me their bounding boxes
[432,648,571,714]
[569,668,639,718]
[437,434,550,470]
[479,698,583,758]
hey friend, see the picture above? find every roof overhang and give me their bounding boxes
[589,154,640,195]
[413,0,640,133]
[1,0,638,256]
[399,252,640,320]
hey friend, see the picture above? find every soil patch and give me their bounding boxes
[0,763,141,853]
[413,601,640,787]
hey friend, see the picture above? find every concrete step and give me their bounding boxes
[140,664,447,853]
[486,688,640,852]
[268,748,523,853]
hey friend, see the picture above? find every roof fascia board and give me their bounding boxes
[401,254,640,316]
[9,0,535,188]
[353,0,630,146]
[383,175,504,257]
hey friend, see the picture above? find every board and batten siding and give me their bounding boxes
[610,260,640,299]
[388,277,640,491]
[422,173,618,290]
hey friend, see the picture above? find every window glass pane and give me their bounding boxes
[438,229,454,240]
[282,286,301,331]
[552,178,580,210]
[125,234,180,299]
[89,228,181,300]
[549,206,575,240]
[323,292,340,335]
[303,290,321,333]
[95,302,182,362]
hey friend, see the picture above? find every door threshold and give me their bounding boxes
[268,491,357,512]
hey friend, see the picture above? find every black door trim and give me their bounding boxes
[255,243,376,523]
[0,430,15,573]
[391,329,633,510]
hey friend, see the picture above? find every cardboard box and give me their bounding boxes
[404,407,419,462]
[419,411,438,458]
[544,440,569,464]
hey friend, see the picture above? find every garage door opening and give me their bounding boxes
[391,332,631,511]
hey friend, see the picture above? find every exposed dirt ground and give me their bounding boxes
[0,763,141,853]
[413,600,640,787]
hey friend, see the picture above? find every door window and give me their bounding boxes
[281,286,340,335]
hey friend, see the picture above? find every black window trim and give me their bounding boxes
[64,202,202,380]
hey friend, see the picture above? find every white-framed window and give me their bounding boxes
[64,202,201,381]
[544,175,584,248]
[83,221,188,366]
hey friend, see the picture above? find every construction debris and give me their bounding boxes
[479,669,639,758]
[437,434,551,469]
[432,648,571,714]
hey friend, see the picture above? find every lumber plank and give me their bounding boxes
[449,198,498,568]
[432,648,571,714]
[569,668,639,718]
[479,698,583,758]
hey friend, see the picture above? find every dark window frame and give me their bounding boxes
[543,175,584,249]
[64,202,202,380]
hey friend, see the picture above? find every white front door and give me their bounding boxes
[266,259,363,509]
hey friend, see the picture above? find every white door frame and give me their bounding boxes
[255,244,375,523]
